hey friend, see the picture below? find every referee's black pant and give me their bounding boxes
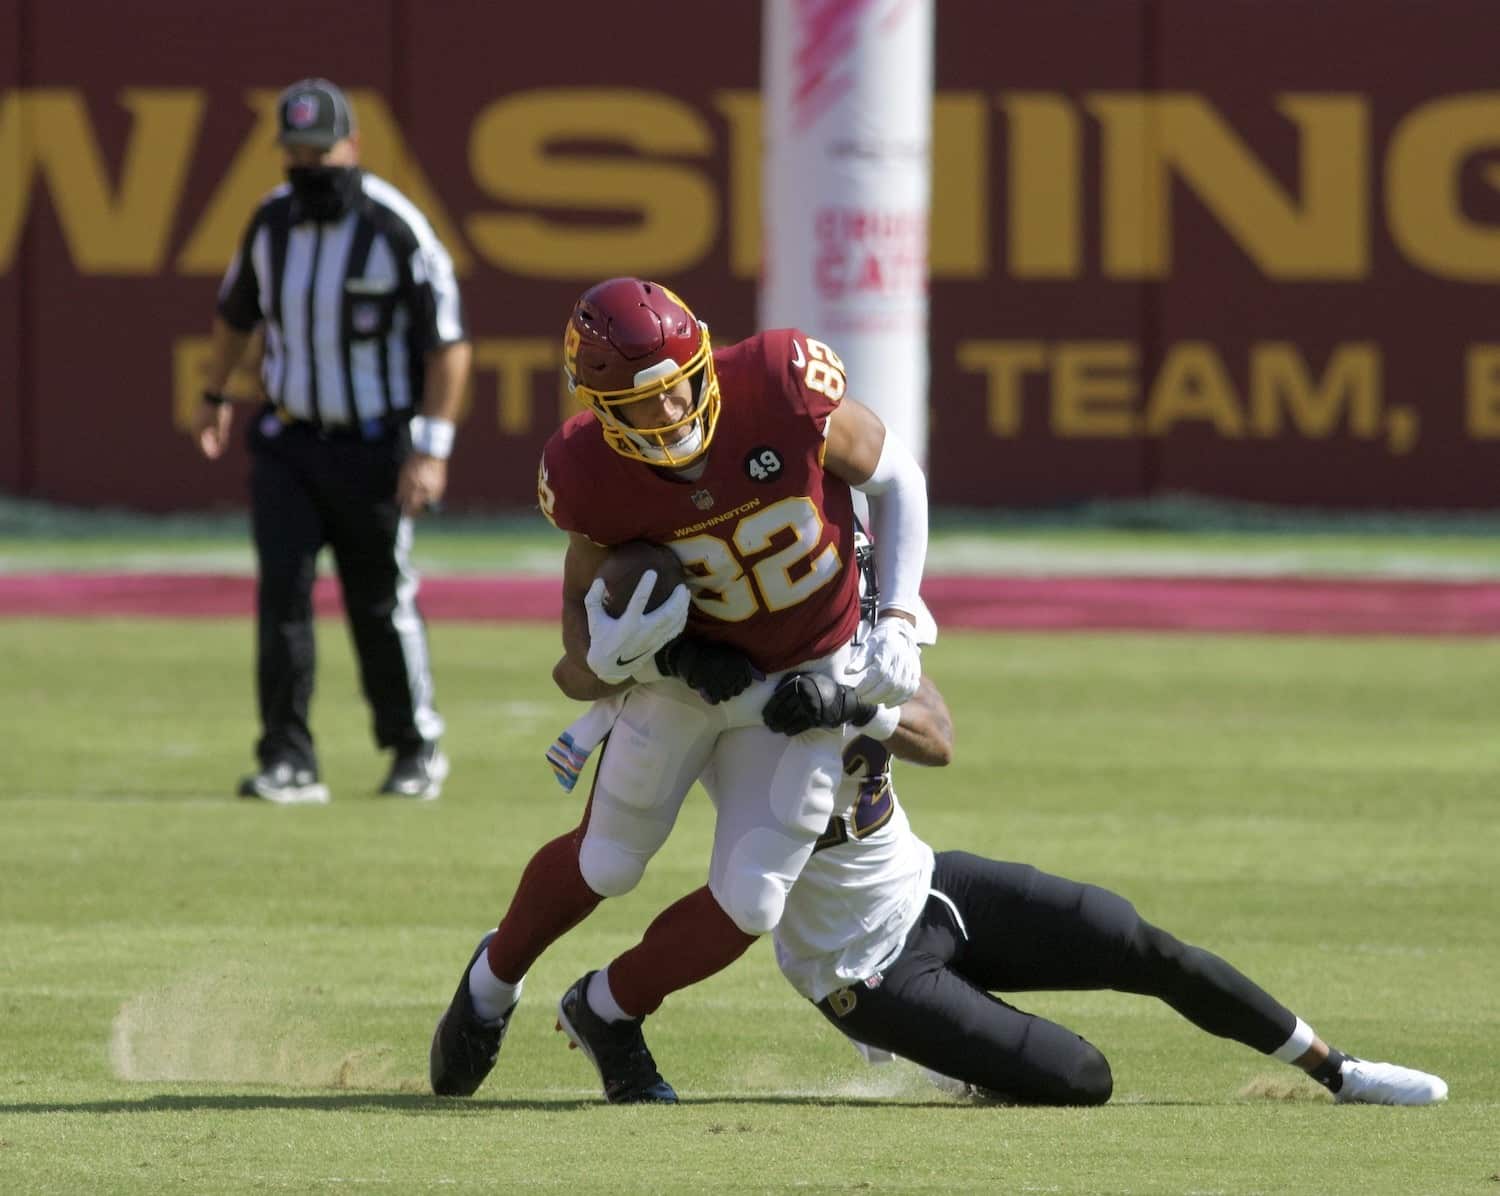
[247,407,441,772]
[816,852,1298,1104]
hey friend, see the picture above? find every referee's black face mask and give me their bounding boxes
[286,164,361,223]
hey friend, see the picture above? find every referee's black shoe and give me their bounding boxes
[237,761,330,805]
[379,742,448,800]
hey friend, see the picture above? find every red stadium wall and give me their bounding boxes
[0,0,21,496]
[3,0,1498,512]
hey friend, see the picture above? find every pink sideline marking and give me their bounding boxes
[2,572,1500,635]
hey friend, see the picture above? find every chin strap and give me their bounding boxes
[625,419,705,466]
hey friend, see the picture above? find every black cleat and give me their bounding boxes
[555,972,678,1104]
[237,761,329,805]
[380,742,449,800]
[430,930,515,1097]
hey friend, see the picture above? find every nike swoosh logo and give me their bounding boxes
[616,650,652,668]
[791,340,806,369]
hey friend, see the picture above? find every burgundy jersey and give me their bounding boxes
[538,329,860,673]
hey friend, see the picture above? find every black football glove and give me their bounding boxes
[655,637,760,704]
[762,671,877,736]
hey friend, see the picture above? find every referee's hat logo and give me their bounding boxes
[288,94,321,129]
[277,78,355,148]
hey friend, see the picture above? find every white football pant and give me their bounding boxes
[578,643,854,935]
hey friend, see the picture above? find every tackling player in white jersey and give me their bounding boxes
[764,669,1449,1107]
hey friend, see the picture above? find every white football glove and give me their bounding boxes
[583,571,692,685]
[852,615,921,706]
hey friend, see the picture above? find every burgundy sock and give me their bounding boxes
[607,886,757,1019]
[486,830,602,982]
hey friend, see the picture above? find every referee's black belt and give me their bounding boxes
[271,405,407,443]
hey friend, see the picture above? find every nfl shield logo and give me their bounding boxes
[691,489,714,511]
[288,95,320,128]
[351,302,380,334]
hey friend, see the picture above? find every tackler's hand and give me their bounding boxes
[583,572,691,685]
[656,637,761,704]
[762,672,873,736]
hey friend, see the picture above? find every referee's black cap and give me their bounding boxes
[277,78,356,149]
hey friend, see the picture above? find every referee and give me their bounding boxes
[192,78,471,804]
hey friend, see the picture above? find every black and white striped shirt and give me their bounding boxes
[217,172,465,428]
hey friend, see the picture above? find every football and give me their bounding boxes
[597,540,687,618]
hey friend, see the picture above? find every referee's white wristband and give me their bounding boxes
[409,416,455,460]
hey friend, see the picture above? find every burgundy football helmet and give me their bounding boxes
[562,277,721,467]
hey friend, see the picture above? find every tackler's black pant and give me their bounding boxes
[816,852,1298,1105]
[247,408,440,771]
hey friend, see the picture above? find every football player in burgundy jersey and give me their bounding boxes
[763,672,1448,1108]
[430,277,930,1102]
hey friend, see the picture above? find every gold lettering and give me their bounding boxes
[560,377,587,426]
[715,90,761,280]
[932,93,989,277]
[1465,344,1500,437]
[0,88,203,274]
[471,338,558,435]
[1002,93,1079,278]
[957,338,1412,447]
[1085,95,1163,279]
[178,88,471,275]
[956,340,1046,436]
[23,85,1500,288]
[1086,94,1367,279]
[1387,94,1500,281]
[467,89,715,277]
[171,332,262,431]
[175,93,280,276]
[1249,342,1381,439]
[172,337,213,432]
[1145,341,1245,435]
[350,89,472,271]
[1384,405,1419,455]
[1053,341,1137,436]
[672,498,764,540]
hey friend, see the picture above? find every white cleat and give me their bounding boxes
[1335,1057,1449,1106]
[238,762,330,805]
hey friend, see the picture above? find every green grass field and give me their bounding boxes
[2,616,1497,1193]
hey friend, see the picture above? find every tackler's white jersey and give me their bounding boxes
[772,735,934,1002]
